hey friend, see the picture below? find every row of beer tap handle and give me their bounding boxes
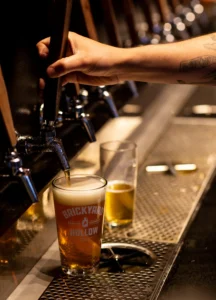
[0,0,212,204]
[110,0,211,47]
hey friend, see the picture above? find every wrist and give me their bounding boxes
[113,47,137,81]
[113,46,151,82]
[114,44,180,83]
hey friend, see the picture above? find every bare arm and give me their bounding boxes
[37,32,216,86]
[120,33,216,85]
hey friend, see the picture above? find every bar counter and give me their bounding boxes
[1,83,216,300]
[160,175,216,300]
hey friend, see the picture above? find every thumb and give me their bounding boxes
[46,54,86,78]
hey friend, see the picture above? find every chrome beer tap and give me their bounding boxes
[0,67,38,203]
[4,149,38,203]
[59,85,96,143]
[90,86,119,118]
[17,0,72,173]
[16,123,70,172]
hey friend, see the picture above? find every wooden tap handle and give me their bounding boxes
[155,0,171,23]
[0,66,17,147]
[102,0,122,47]
[140,0,155,34]
[167,0,180,11]
[122,0,140,46]
[80,0,99,41]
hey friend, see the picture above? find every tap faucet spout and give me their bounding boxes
[17,124,70,173]
[49,138,70,171]
[18,168,38,204]
[5,150,38,203]
[97,86,119,118]
[80,115,96,143]
[60,87,96,143]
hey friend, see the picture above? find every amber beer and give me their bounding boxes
[105,180,135,227]
[52,175,107,275]
[100,140,137,228]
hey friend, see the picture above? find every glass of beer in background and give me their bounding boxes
[100,140,137,228]
[52,175,107,275]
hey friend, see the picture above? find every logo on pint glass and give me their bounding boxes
[82,217,88,228]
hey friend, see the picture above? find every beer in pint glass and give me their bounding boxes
[100,140,137,228]
[52,175,107,275]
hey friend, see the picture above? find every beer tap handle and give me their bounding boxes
[122,0,141,46]
[140,0,155,35]
[154,0,171,23]
[80,0,138,99]
[0,67,17,148]
[80,0,99,41]
[43,0,73,123]
[167,0,177,11]
[101,0,123,47]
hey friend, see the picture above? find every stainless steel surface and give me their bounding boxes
[62,88,96,143]
[39,238,175,300]
[5,84,215,300]
[128,84,196,165]
[105,120,216,243]
[4,151,38,203]
[0,64,39,203]
[93,86,119,118]
[17,124,70,172]
[39,118,216,300]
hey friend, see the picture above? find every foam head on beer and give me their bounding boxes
[53,176,106,205]
[52,175,107,275]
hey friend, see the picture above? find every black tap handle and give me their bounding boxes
[43,0,73,123]
[80,116,96,143]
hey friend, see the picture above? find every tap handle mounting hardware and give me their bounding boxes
[0,67,38,203]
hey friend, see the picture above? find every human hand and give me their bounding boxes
[36,32,125,86]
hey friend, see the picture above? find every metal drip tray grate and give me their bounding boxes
[40,238,175,300]
[104,121,216,243]
[0,228,38,267]
[40,120,216,300]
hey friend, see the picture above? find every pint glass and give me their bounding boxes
[100,140,137,228]
[52,175,107,275]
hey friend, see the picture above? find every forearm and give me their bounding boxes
[116,33,216,85]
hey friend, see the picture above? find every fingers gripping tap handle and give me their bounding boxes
[43,0,73,123]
